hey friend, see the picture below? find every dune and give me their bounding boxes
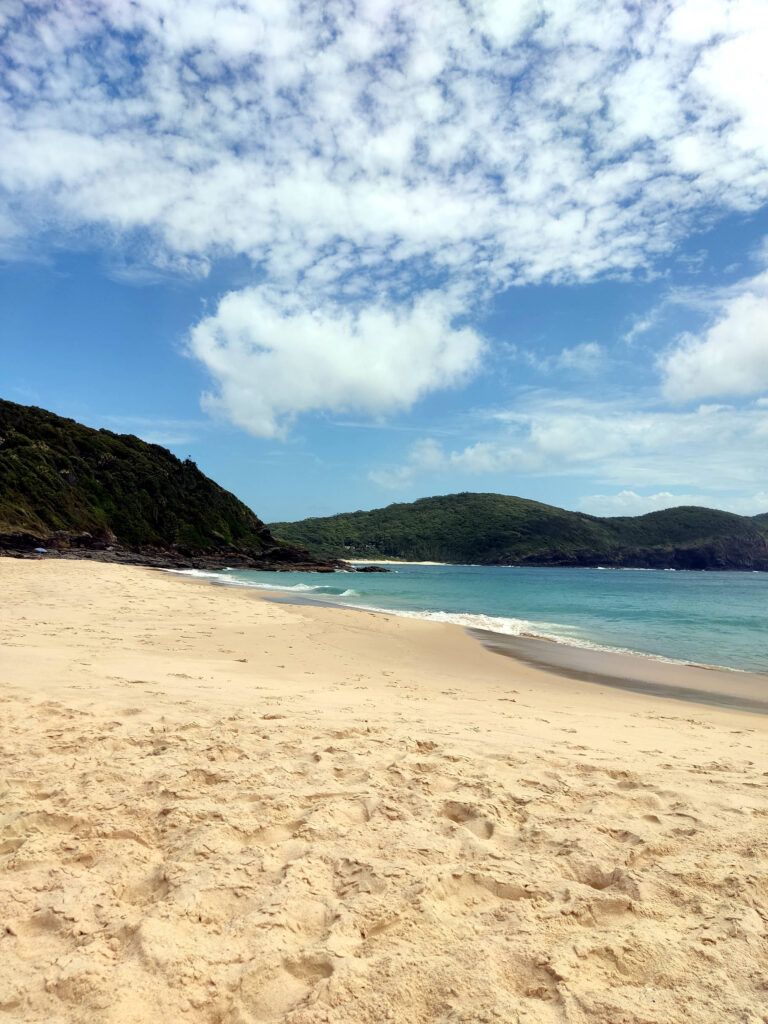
[1,560,766,1023]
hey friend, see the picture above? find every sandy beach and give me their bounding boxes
[1,560,767,1024]
[346,560,450,566]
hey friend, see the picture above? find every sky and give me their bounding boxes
[2,0,768,524]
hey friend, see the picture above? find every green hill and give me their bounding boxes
[0,399,335,570]
[271,492,768,570]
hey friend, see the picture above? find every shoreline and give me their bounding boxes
[3,560,768,1024]
[469,628,768,715]
[255,590,768,715]
[165,563,768,683]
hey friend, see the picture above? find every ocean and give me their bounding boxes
[170,563,768,675]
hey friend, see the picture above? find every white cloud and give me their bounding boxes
[2,1,768,429]
[659,270,768,401]
[2,2,768,292]
[188,288,483,437]
[370,397,768,491]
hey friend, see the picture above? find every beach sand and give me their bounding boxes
[1,560,767,1024]
[346,560,450,566]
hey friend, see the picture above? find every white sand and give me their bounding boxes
[346,559,449,565]
[1,560,767,1024]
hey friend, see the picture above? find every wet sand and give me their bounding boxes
[469,629,768,714]
[268,590,768,714]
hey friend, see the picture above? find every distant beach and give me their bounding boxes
[346,558,450,565]
[2,559,767,1024]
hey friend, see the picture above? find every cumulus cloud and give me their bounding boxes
[370,397,768,491]
[188,289,482,436]
[2,1,768,429]
[659,270,768,401]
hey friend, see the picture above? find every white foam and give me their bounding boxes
[346,602,707,666]
[162,568,224,581]
[597,566,656,571]
[162,569,359,598]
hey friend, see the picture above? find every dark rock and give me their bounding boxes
[355,565,391,572]
[0,532,42,552]
[0,530,351,573]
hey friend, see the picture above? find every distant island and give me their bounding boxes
[271,492,768,571]
[0,399,343,571]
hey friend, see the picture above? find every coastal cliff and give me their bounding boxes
[0,399,343,571]
[271,492,768,571]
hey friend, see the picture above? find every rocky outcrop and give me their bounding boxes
[0,399,349,572]
[0,530,348,572]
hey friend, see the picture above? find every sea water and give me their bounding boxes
[171,563,768,674]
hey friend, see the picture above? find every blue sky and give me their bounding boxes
[2,0,768,523]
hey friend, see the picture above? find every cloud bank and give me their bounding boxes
[370,397,768,497]
[2,0,768,430]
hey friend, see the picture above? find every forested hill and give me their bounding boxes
[271,492,768,571]
[0,399,339,570]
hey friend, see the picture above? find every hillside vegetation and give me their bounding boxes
[272,492,768,570]
[0,399,328,568]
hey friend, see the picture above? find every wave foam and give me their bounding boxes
[347,603,705,665]
[352,604,579,642]
[162,569,358,597]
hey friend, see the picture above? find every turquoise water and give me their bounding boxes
[172,564,768,674]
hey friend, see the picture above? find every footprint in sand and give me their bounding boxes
[441,800,495,839]
[334,857,386,896]
[237,956,334,1021]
